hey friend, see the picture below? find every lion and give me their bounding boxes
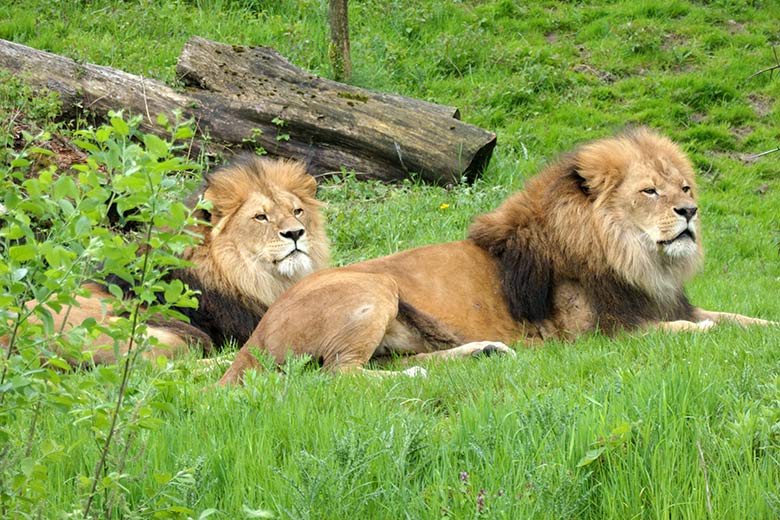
[7,156,330,366]
[218,128,774,384]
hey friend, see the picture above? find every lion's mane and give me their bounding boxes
[109,156,330,352]
[469,128,701,333]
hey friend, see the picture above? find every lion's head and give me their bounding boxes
[188,156,330,311]
[569,128,703,297]
[471,128,703,323]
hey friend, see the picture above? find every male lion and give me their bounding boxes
[8,156,330,366]
[218,129,773,384]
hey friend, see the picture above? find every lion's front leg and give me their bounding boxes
[655,319,716,333]
[691,309,778,327]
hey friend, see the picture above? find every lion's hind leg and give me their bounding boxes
[218,270,405,385]
[382,301,516,363]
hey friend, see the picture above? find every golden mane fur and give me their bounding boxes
[219,129,773,384]
[183,156,330,315]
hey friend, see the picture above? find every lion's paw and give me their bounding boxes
[461,341,516,358]
[696,319,716,330]
[402,366,428,378]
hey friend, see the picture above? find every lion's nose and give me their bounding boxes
[280,228,305,242]
[674,206,698,222]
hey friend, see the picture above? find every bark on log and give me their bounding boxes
[0,37,496,184]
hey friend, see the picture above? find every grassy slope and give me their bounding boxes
[2,0,780,518]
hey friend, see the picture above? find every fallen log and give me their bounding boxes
[0,37,496,184]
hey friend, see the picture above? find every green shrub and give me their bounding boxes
[0,112,205,518]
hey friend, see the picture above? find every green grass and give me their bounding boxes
[24,330,780,518]
[2,0,780,518]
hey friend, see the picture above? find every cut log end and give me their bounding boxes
[463,134,497,183]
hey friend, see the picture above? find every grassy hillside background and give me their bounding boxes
[1,0,779,518]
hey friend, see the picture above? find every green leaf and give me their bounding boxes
[9,244,37,262]
[10,375,33,390]
[163,279,184,304]
[20,457,35,477]
[10,157,31,168]
[74,215,92,237]
[174,125,195,140]
[72,139,100,153]
[96,366,120,385]
[153,472,172,485]
[155,355,169,370]
[46,358,71,371]
[38,307,55,334]
[143,133,170,158]
[150,401,176,415]
[165,506,196,515]
[28,146,54,156]
[110,116,130,137]
[2,223,26,240]
[53,174,78,200]
[95,126,112,143]
[576,446,606,467]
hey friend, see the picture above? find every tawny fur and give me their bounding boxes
[4,156,330,366]
[219,129,774,384]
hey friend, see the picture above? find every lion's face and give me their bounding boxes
[616,157,700,260]
[226,189,318,278]
[193,157,330,308]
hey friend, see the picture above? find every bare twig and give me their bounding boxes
[747,46,779,80]
[83,218,155,517]
[24,399,41,457]
[747,64,780,80]
[141,76,152,126]
[747,147,780,160]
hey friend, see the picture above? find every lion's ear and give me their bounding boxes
[570,140,628,197]
[566,165,591,197]
[201,187,231,229]
[280,162,318,201]
[298,174,318,200]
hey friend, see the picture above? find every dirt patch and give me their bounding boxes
[8,112,88,175]
[747,93,773,118]
[689,113,707,124]
[730,125,753,141]
[725,19,746,34]
[661,32,687,51]
[572,63,617,83]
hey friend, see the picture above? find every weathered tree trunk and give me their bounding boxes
[0,37,496,184]
[328,0,351,82]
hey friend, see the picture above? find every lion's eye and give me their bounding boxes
[254,214,268,222]
[642,188,658,196]
[293,208,304,217]
[682,186,691,193]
